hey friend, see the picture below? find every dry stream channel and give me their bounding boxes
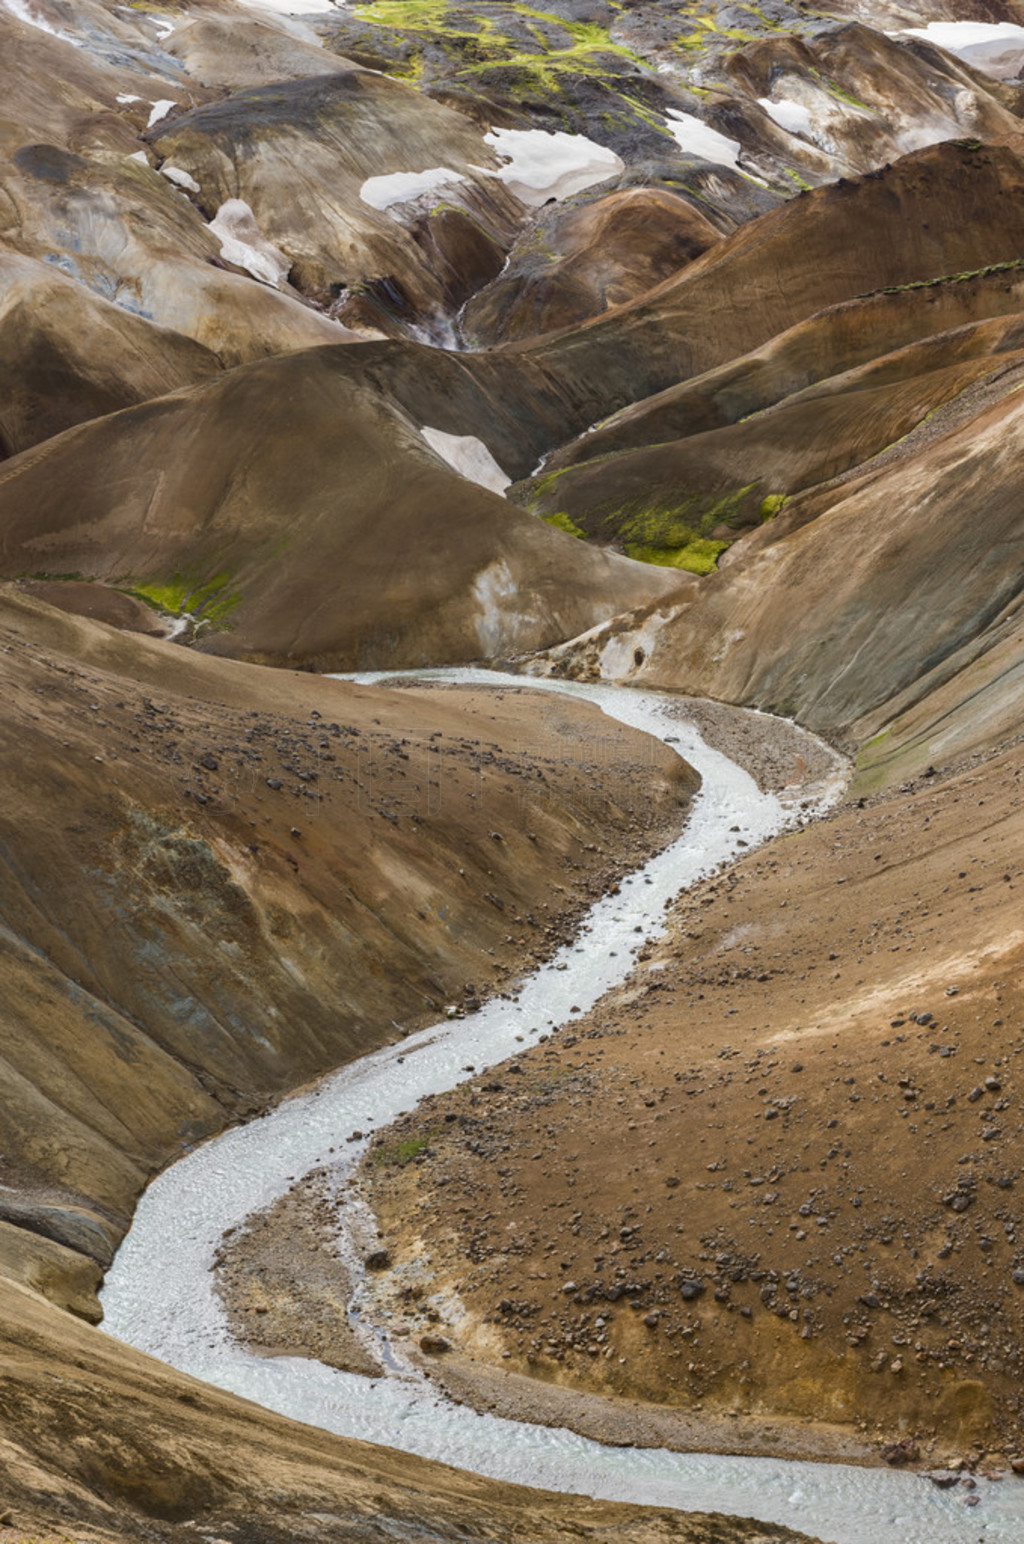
[101,671,1024,1544]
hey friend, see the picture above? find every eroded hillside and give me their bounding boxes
[4,0,1024,1535]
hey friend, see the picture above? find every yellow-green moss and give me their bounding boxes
[130,572,241,627]
[354,0,461,30]
[760,493,789,521]
[857,257,1024,302]
[823,77,872,112]
[624,537,728,574]
[372,1130,439,1164]
[617,485,756,545]
[349,0,646,105]
[850,729,901,796]
[543,511,587,538]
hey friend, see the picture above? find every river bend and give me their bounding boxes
[100,673,1024,1544]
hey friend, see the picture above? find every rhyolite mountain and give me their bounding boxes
[3,0,1024,1534]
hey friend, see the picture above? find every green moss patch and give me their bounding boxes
[342,0,672,137]
[760,493,788,521]
[611,489,762,572]
[129,572,241,628]
[856,257,1024,302]
[624,537,728,574]
[372,1131,438,1164]
[542,510,586,538]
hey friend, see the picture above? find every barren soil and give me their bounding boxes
[214,695,841,1376]
[352,734,1024,1469]
[4,591,787,1544]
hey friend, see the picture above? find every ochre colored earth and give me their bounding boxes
[360,734,1024,1468]
[7,0,1024,1536]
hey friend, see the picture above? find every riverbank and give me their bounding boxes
[102,680,870,1541]
[1,1270,820,1544]
[216,688,844,1384]
[359,730,1024,1468]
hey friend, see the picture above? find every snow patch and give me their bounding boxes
[160,165,201,194]
[758,96,816,139]
[665,110,742,168]
[904,20,1024,79]
[907,19,1024,46]
[147,99,177,128]
[481,127,623,206]
[236,0,339,15]
[209,200,291,288]
[360,167,466,211]
[117,93,142,104]
[421,428,510,496]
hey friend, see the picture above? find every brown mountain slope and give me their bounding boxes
[539,372,1024,768]
[164,8,360,88]
[518,348,1024,557]
[67,140,1024,508]
[148,70,521,317]
[724,22,1023,180]
[7,138,1021,502]
[545,280,1024,468]
[0,7,368,367]
[816,0,1023,30]
[305,140,1024,492]
[629,383,1024,737]
[0,142,358,366]
[220,141,1024,497]
[853,606,1024,789]
[0,6,152,147]
[462,187,726,347]
[0,348,679,670]
[0,585,694,1306]
[0,252,221,457]
[486,139,1024,471]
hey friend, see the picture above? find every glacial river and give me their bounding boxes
[100,672,1024,1544]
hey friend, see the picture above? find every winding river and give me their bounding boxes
[100,672,1024,1544]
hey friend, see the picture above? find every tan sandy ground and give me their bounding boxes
[354,732,1024,1471]
[214,1166,384,1376]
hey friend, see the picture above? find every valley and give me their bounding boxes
[2,0,1024,1538]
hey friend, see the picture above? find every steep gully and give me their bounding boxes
[100,672,1024,1543]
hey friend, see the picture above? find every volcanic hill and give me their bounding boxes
[4,0,1024,1536]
